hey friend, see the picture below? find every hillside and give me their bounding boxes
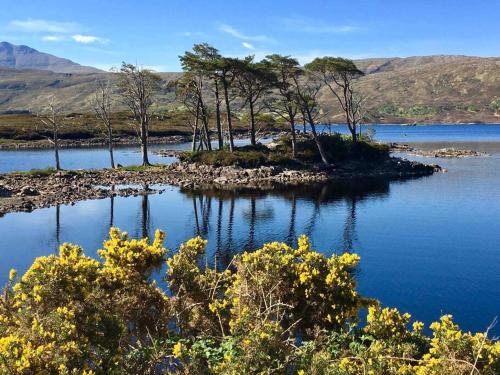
[0,48,498,123]
[0,41,102,74]
[350,55,500,123]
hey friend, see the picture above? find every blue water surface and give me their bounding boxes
[0,124,499,335]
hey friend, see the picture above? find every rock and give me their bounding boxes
[0,185,12,197]
[20,186,39,196]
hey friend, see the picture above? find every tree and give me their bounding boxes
[93,80,116,168]
[170,74,204,151]
[117,63,161,166]
[36,95,65,170]
[218,57,240,152]
[293,69,330,165]
[179,46,214,151]
[306,57,365,142]
[263,54,301,158]
[234,56,275,146]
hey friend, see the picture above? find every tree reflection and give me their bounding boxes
[181,177,392,268]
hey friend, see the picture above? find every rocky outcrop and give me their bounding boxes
[390,143,489,158]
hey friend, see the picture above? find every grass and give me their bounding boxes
[10,167,58,176]
[180,134,390,168]
[0,111,288,143]
[118,164,166,172]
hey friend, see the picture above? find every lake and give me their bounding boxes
[0,124,499,335]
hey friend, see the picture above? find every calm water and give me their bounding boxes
[1,124,500,172]
[0,124,499,335]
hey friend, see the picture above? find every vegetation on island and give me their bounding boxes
[181,133,389,169]
[1,228,498,374]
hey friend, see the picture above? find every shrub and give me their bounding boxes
[1,228,498,374]
[181,135,389,168]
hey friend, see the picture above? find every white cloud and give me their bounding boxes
[72,34,109,44]
[218,24,274,42]
[9,19,79,33]
[42,35,65,42]
[242,42,255,50]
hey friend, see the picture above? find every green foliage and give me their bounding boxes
[180,134,389,168]
[305,57,364,78]
[490,98,500,111]
[11,167,58,176]
[1,229,499,374]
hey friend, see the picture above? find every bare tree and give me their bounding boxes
[36,95,65,170]
[170,74,204,151]
[93,80,116,168]
[293,72,330,165]
[306,57,365,143]
[116,63,161,166]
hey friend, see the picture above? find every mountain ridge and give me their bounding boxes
[0,42,498,124]
[0,41,103,74]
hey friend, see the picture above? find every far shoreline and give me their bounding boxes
[0,122,499,151]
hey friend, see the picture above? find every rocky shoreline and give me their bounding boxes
[0,130,283,150]
[0,157,440,215]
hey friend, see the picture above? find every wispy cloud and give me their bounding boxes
[242,42,255,50]
[280,17,360,34]
[8,19,109,45]
[72,34,109,44]
[9,19,79,33]
[42,35,66,42]
[218,24,274,42]
[181,31,207,38]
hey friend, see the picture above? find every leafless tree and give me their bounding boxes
[293,73,330,165]
[93,80,116,168]
[116,63,161,166]
[36,95,65,170]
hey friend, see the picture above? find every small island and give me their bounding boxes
[0,133,440,214]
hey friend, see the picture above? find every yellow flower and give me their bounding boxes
[172,341,183,358]
[8,268,17,281]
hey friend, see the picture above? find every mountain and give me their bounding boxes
[0,42,103,74]
[0,43,498,123]
[349,55,500,123]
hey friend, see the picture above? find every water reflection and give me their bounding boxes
[179,177,392,268]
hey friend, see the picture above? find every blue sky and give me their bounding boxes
[1,0,499,71]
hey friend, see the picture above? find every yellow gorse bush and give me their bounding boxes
[0,227,498,374]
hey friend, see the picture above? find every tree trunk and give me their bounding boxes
[199,98,212,151]
[54,131,61,170]
[140,118,150,166]
[306,110,329,165]
[289,117,297,158]
[107,126,115,169]
[351,126,357,143]
[214,80,223,149]
[249,99,256,146]
[192,100,200,152]
[222,78,235,152]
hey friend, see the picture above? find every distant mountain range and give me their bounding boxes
[0,41,102,74]
[0,42,499,123]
